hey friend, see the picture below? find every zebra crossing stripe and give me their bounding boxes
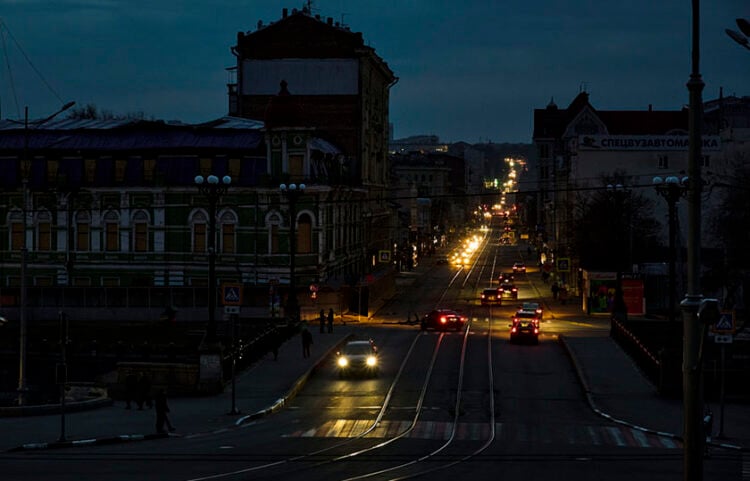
[630,429,650,448]
[606,426,626,446]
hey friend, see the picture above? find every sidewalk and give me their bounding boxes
[1,325,354,452]
[521,250,750,453]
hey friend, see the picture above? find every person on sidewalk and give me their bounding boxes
[327,308,334,333]
[319,309,326,333]
[551,283,559,300]
[154,388,175,434]
[301,327,313,358]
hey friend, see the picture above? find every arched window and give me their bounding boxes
[104,210,120,251]
[36,210,52,251]
[268,212,282,254]
[191,210,208,253]
[132,210,150,252]
[219,210,237,254]
[8,210,23,250]
[75,211,91,251]
[297,213,313,254]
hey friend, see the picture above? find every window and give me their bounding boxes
[10,211,24,250]
[133,211,149,252]
[37,211,52,251]
[222,223,235,253]
[219,211,237,254]
[701,155,710,168]
[268,213,281,254]
[658,155,669,169]
[104,211,119,251]
[539,144,550,159]
[297,213,312,253]
[191,212,208,252]
[76,212,91,251]
[289,154,304,181]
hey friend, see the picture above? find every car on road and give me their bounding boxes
[499,283,518,300]
[421,308,467,331]
[497,272,514,284]
[512,262,526,273]
[520,301,543,320]
[480,288,502,306]
[435,255,450,265]
[509,310,540,344]
[336,340,379,378]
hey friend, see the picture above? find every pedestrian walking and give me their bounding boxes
[551,283,559,300]
[327,308,334,333]
[319,309,326,333]
[301,327,313,358]
[124,371,138,409]
[136,372,152,410]
[154,388,175,434]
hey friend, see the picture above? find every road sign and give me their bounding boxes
[379,250,391,263]
[222,283,242,306]
[713,334,733,344]
[713,311,735,334]
[557,257,570,272]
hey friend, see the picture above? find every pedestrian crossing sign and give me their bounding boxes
[713,312,734,333]
[222,283,242,306]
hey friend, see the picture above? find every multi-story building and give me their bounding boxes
[530,90,749,300]
[227,6,397,272]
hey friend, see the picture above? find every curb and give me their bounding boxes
[235,333,354,425]
[558,334,745,452]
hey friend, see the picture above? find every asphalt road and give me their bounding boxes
[2,223,741,480]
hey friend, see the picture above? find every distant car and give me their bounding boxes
[336,340,379,378]
[421,309,467,331]
[497,272,515,284]
[509,310,540,344]
[521,301,543,320]
[499,283,518,300]
[480,288,502,306]
[435,256,450,265]
[512,262,526,273]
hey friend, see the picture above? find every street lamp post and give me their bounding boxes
[725,18,750,51]
[682,1,706,478]
[16,101,75,406]
[653,176,688,323]
[279,183,305,324]
[194,174,231,345]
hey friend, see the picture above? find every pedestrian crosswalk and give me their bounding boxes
[283,419,682,449]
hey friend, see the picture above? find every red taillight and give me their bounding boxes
[440,316,447,324]
[534,328,539,334]
[511,326,517,333]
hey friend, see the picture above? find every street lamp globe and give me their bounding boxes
[195,175,205,185]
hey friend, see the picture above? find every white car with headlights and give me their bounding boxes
[336,340,379,378]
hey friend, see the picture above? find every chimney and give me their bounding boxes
[327,17,333,26]
[648,104,652,112]
[283,8,288,18]
[257,20,263,30]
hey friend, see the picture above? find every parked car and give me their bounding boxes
[520,301,543,320]
[512,262,526,273]
[499,283,518,300]
[509,310,540,344]
[421,309,467,331]
[480,288,502,306]
[336,340,379,378]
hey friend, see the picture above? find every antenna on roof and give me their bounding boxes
[579,81,588,93]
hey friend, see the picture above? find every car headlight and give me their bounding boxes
[338,357,348,367]
[366,356,377,367]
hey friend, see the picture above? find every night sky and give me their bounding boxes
[0,0,747,143]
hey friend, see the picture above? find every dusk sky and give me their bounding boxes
[0,0,748,143]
